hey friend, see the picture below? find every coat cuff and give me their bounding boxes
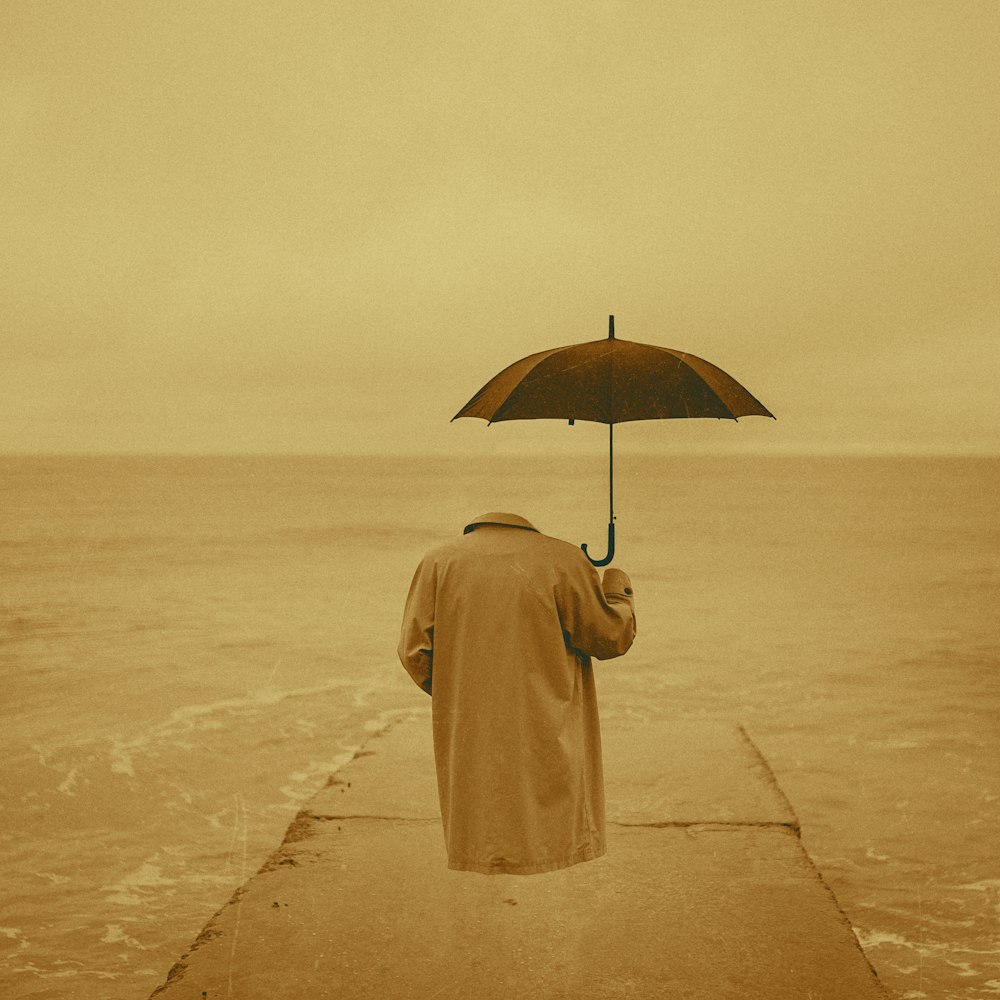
[601,568,634,605]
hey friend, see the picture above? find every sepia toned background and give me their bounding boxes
[2,0,997,458]
[2,4,999,1000]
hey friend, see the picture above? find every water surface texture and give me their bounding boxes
[1,455,997,999]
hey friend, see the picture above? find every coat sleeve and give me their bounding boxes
[397,556,435,695]
[558,556,637,661]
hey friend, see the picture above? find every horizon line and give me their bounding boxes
[2,448,998,460]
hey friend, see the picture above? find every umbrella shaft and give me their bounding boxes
[608,421,615,528]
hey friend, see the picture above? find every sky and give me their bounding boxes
[2,1,998,456]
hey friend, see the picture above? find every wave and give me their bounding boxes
[107,676,386,759]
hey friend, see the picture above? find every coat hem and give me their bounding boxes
[447,843,606,876]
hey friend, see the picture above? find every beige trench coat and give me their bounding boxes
[398,512,636,875]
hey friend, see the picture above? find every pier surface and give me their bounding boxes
[151,716,888,999]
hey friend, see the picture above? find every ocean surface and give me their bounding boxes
[1,454,997,1000]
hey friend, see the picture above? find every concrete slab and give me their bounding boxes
[307,714,438,820]
[151,717,887,999]
[306,718,798,827]
[604,721,798,827]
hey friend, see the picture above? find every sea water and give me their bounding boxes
[1,454,997,999]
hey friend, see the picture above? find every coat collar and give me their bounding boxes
[463,512,539,535]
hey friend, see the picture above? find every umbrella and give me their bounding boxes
[452,315,774,566]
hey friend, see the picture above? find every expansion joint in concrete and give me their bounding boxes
[307,813,439,823]
[609,819,801,834]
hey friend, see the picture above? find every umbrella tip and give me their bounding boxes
[608,314,615,339]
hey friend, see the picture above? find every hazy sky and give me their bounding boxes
[2,1,997,455]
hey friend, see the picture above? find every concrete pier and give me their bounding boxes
[150,716,888,998]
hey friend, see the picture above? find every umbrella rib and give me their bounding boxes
[649,344,769,419]
[521,355,607,381]
[492,353,611,423]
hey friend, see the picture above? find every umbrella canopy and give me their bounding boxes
[453,331,773,425]
[453,316,774,564]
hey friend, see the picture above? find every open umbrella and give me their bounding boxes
[453,315,774,566]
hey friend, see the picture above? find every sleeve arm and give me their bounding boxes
[397,557,435,695]
[559,559,637,661]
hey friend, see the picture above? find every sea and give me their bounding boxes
[1,454,997,1000]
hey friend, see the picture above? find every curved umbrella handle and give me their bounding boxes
[581,521,615,567]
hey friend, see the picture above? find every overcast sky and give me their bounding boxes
[2,1,997,456]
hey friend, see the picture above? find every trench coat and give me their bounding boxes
[397,512,636,875]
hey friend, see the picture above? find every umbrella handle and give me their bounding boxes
[582,522,615,567]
